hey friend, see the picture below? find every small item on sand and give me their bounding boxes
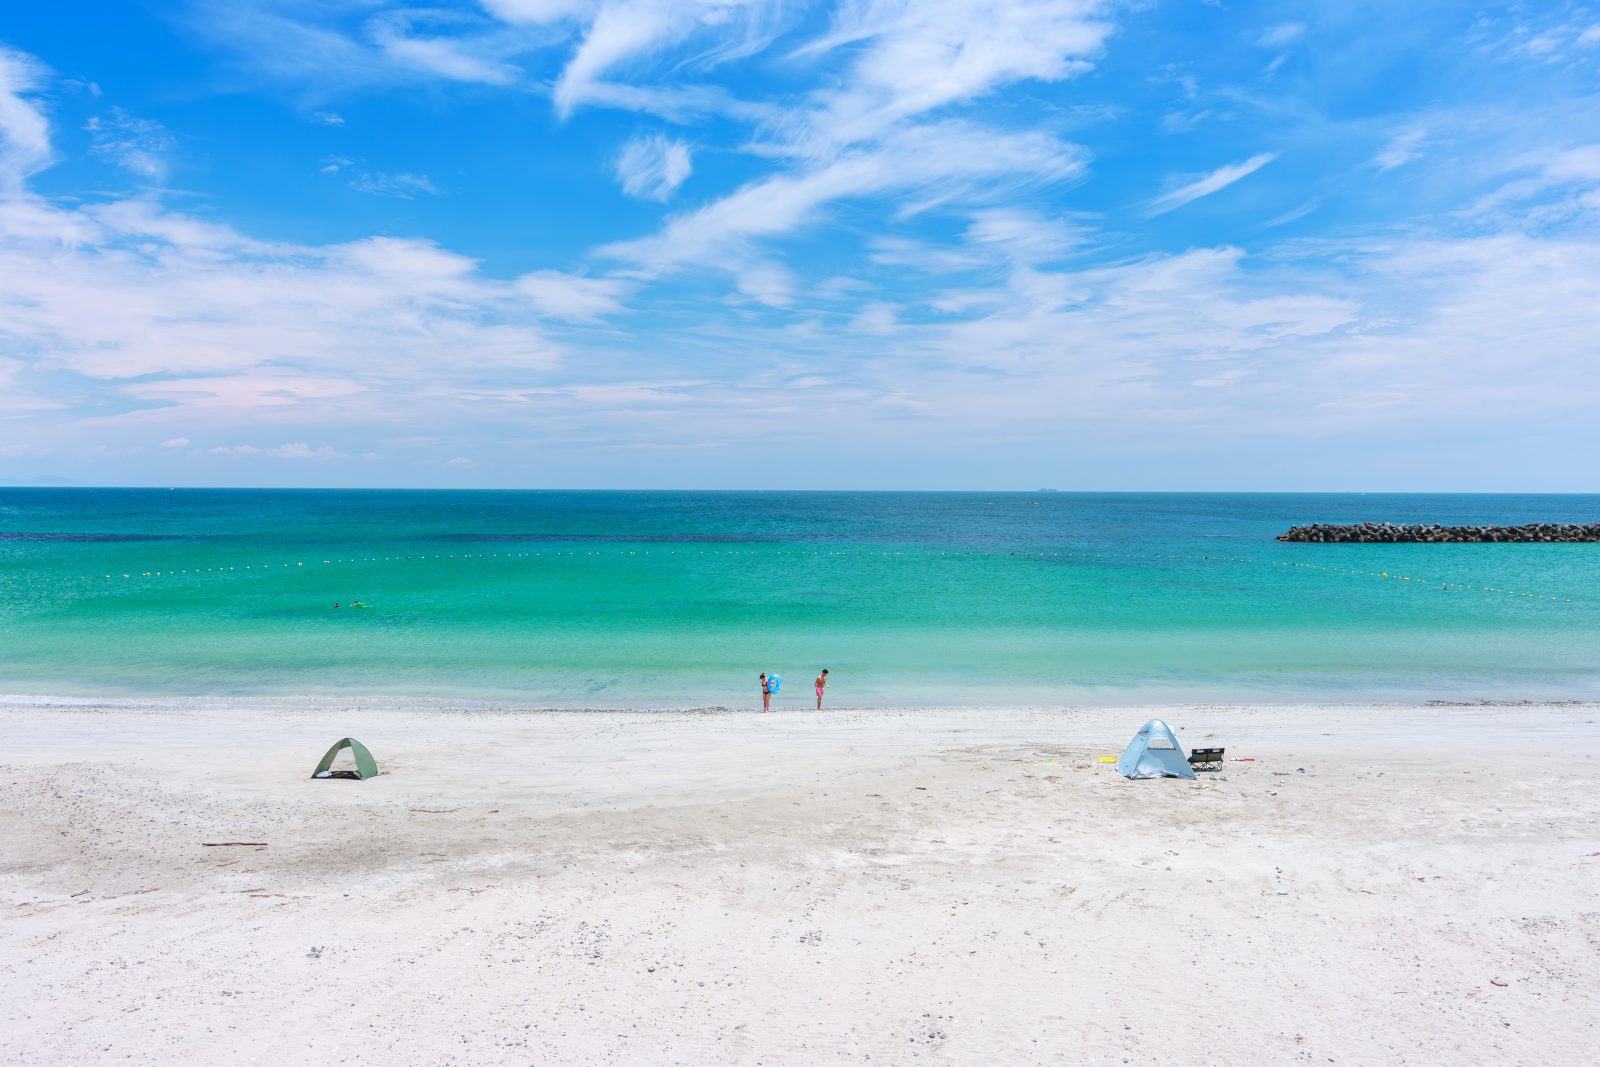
[202,842,268,847]
[310,737,380,780]
[1490,978,1508,987]
[1095,756,1118,764]
[1230,757,1256,762]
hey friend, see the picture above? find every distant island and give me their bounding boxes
[1278,522,1600,543]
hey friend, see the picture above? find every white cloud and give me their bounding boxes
[615,134,692,201]
[348,171,441,198]
[206,442,343,459]
[553,1,788,117]
[734,260,796,307]
[557,2,1110,308]
[179,4,395,89]
[813,275,872,299]
[483,0,597,25]
[1517,32,1563,57]
[515,271,630,321]
[963,208,1087,263]
[851,300,899,335]
[160,437,190,448]
[1580,25,1600,46]
[267,442,344,460]
[312,111,345,126]
[809,222,1600,445]
[368,13,519,86]
[1147,152,1278,216]
[85,109,174,181]
[180,2,532,94]
[1263,197,1323,228]
[0,46,53,192]
[1374,127,1427,171]
[1466,144,1600,222]
[319,158,440,200]
[1255,22,1305,48]
[0,196,562,423]
[786,0,1112,153]
[603,123,1087,278]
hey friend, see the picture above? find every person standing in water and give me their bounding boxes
[759,672,772,712]
[815,669,829,710]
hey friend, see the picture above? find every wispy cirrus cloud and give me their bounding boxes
[319,156,441,198]
[615,134,692,201]
[367,9,521,85]
[1374,127,1427,171]
[85,108,174,181]
[175,0,546,92]
[1147,152,1278,216]
[515,270,630,321]
[548,1,790,117]
[783,0,1113,153]
[348,171,441,198]
[564,1,1111,305]
[601,123,1089,281]
[1255,22,1305,48]
[0,45,53,191]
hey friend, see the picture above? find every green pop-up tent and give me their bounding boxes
[311,737,379,780]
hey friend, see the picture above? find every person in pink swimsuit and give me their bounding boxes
[815,669,828,710]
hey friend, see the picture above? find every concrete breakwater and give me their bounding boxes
[1278,522,1600,543]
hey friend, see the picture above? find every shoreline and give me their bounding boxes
[4,691,1599,714]
[4,699,1599,1063]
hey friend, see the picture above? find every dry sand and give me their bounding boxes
[2,698,1598,1065]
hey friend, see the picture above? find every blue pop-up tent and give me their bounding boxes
[1116,719,1196,780]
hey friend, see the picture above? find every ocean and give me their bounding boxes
[2,489,1598,705]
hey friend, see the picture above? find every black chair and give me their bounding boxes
[1187,747,1225,770]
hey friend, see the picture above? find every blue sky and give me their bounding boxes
[1,1,1598,490]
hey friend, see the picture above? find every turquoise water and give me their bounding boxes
[2,489,1598,705]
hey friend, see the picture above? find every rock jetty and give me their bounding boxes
[1277,522,1600,543]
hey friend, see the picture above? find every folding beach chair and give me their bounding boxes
[1187,747,1225,771]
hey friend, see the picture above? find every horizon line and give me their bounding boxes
[4,484,1600,496]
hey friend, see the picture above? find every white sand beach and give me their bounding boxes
[3,699,1598,1065]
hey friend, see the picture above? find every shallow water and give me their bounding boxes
[2,489,1597,705]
